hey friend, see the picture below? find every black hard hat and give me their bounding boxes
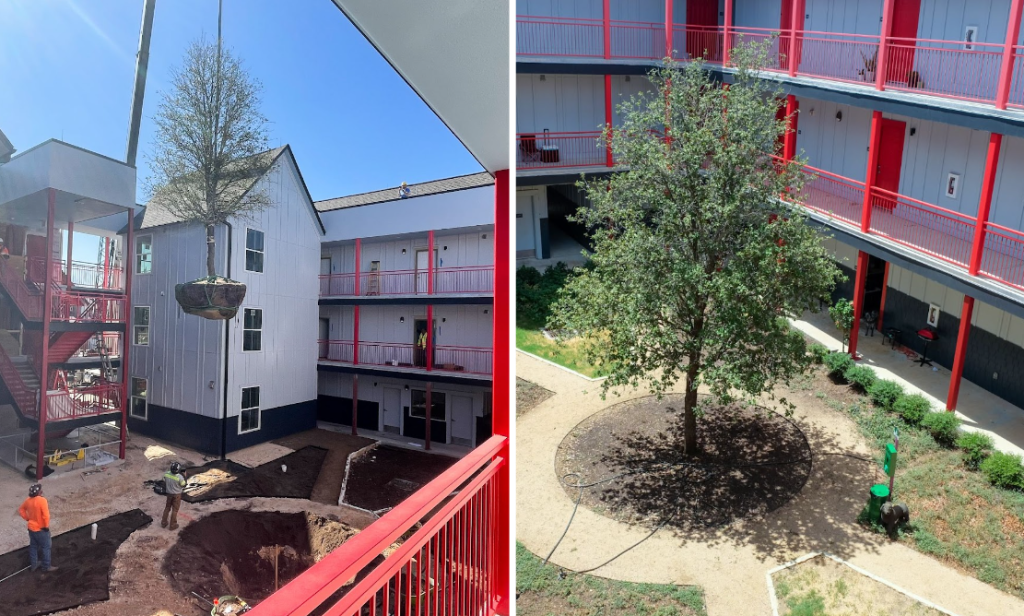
[29,484,42,497]
[169,462,181,474]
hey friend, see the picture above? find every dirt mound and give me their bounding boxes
[182,446,328,502]
[163,510,358,604]
[343,445,457,512]
[0,509,152,616]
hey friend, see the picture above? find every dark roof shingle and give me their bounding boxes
[314,172,493,212]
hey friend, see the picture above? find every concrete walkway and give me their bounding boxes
[792,310,1024,457]
[515,350,1024,616]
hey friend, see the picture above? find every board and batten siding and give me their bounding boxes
[224,157,323,426]
[793,97,874,183]
[517,0,684,22]
[517,73,656,135]
[344,305,493,349]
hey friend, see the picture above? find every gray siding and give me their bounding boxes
[516,73,655,134]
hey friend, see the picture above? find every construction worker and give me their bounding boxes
[18,483,57,572]
[162,462,186,530]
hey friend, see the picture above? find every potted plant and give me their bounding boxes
[147,38,272,320]
[858,49,877,82]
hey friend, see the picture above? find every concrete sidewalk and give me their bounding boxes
[792,310,1024,457]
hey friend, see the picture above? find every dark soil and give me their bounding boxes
[556,395,813,530]
[164,510,359,604]
[182,446,328,502]
[0,509,152,616]
[273,430,376,505]
[343,446,457,512]
[516,378,553,416]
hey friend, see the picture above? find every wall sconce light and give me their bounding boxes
[443,245,448,251]
[399,316,405,323]
[441,317,447,323]
[482,233,487,239]
[208,380,215,389]
[625,75,631,82]
[540,74,546,81]
[401,248,407,254]
[373,382,378,387]
[404,384,409,390]
[483,308,489,314]
[910,127,917,136]
[808,107,815,116]
[835,111,843,122]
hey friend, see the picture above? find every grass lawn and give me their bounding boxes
[826,380,1024,599]
[516,543,706,616]
[516,327,604,378]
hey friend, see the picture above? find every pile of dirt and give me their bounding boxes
[0,509,152,616]
[273,430,376,505]
[182,446,328,502]
[556,394,813,530]
[164,510,359,604]
[343,446,457,512]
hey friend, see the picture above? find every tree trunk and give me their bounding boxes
[206,224,216,277]
[682,361,699,455]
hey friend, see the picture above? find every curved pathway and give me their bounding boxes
[516,350,1024,616]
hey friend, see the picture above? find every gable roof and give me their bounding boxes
[126,145,324,234]
[314,172,493,212]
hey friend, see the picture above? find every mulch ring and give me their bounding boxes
[556,394,813,531]
[516,378,554,416]
[0,509,152,616]
[342,445,458,513]
[182,446,328,503]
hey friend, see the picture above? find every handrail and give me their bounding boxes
[0,341,37,416]
[46,383,122,422]
[248,435,507,615]
[870,186,975,223]
[319,265,494,297]
[0,260,43,319]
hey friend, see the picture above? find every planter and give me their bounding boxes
[174,276,247,320]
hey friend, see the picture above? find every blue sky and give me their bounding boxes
[0,0,483,205]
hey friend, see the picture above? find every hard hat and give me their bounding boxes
[169,462,181,474]
[29,484,42,497]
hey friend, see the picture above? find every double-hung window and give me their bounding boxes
[133,307,150,346]
[240,386,261,433]
[135,235,152,274]
[130,377,148,419]
[243,308,263,351]
[245,229,264,273]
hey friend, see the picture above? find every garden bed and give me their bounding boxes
[516,378,553,416]
[182,446,328,502]
[342,445,457,512]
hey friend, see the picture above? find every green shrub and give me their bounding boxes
[516,263,573,330]
[979,451,1024,490]
[893,393,931,425]
[868,379,904,411]
[823,352,854,379]
[808,343,829,364]
[957,432,995,469]
[843,364,877,391]
[920,411,962,447]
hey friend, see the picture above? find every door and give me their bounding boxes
[320,257,331,275]
[383,387,402,434]
[887,0,922,84]
[779,0,804,70]
[450,395,474,447]
[413,319,436,367]
[516,194,536,256]
[873,118,906,211]
[686,0,719,60]
[26,235,47,284]
[415,249,436,294]
[318,318,329,359]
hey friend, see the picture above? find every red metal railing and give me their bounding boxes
[358,341,416,368]
[248,435,507,616]
[51,292,126,323]
[671,25,724,62]
[867,187,975,268]
[609,19,664,59]
[516,15,604,58]
[517,132,607,170]
[433,346,493,375]
[795,31,881,84]
[318,339,355,363]
[69,261,124,290]
[45,383,122,422]
[792,164,866,228]
[318,340,493,376]
[320,266,494,297]
[979,222,1024,291]
[883,37,1003,103]
[0,342,37,415]
[726,27,786,71]
[0,260,42,318]
[1010,46,1024,108]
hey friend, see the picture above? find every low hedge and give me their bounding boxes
[808,343,829,364]
[957,432,995,469]
[868,379,904,411]
[893,393,931,425]
[824,352,854,380]
[921,411,962,447]
[979,451,1024,490]
[844,365,877,392]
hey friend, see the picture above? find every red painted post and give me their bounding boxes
[351,374,358,436]
[605,74,614,167]
[352,305,360,365]
[65,220,74,286]
[969,133,1003,274]
[783,95,799,161]
[665,0,673,59]
[426,304,433,372]
[427,230,435,295]
[724,0,734,65]
[875,0,896,91]
[102,237,111,289]
[424,382,432,451]
[354,238,361,296]
[492,169,511,614]
[120,208,133,460]
[861,111,884,233]
[36,190,56,480]
[946,296,974,411]
[603,0,611,59]
[849,250,869,358]
[996,0,1024,109]
[788,0,805,76]
[877,262,891,332]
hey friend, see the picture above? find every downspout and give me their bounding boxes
[221,222,232,460]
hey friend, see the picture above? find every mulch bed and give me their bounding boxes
[182,446,328,503]
[273,430,376,506]
[0,509,152,616]
[343,446,457,512]
[516,378,554,417]
[556,394,813,530]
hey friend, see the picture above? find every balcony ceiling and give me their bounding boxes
[330,0,509,175]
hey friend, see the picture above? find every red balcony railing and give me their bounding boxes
[609,19,664,59]
[320,266,494,298]
[247,434,507,616]
[795,31,881,84]
[51,292,126,323]
[517,132,607,170]
[883,37,1003,103]
[434,346,493,375]
[318,340,493,376]
[45,383,123,423]
[725,27,786,71]
[0,260,42,318]
[867,187,975,268]
[319,339,354,363]
[0,342,37,416]
[1010,46,1024,108]
[516,15,604,58]
[979,222,1024,291]
[794,165,866,228]
[672,24,724,63]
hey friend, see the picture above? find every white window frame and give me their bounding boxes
[242,307,263,352]
[133,306,150,346]
[135,235,153,275]
[238,386,261,434]
[129,377,148,420]
[244,228,265,274]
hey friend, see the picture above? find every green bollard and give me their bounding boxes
[868,484,890,523]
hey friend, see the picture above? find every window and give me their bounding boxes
[239,386,260,433]
[243,308,263,351]
[130,377,148,420]
[410,389,446,421]
[135,235,152,274]
[245,229,264,273]
[133,306,150,345]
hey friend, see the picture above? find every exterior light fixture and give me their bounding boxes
[401,248,407,254]
[910,127,917,136]
[399,316,405,323]
[835,111,843,122]
[540,74,546,81]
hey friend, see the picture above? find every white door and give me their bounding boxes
[451,395,474,445]
[516,194,535,253]
[320,257,331,275]
[415,249,436,294]
[383,387,402,434]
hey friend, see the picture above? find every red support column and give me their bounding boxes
[861,111,884,233]
[605,74,614,167]
[724,0,734,65]
[788,0,805,77]
[665,0,673,59]
[603,0,611,59]
[351,374,359,436]
[354,238,361,296]
[875,0,896,91]
[848,250,870,358]
[36,189,56,481]
[969,133,1003,275]
[65,220,74,287]
[947,296,975,412]
[783,95,799,161]
[491,169,511,614]
[427,230,435,295]
[877,262,891,332]
[120,208,134,460]
[102,237,111,289]
[352,305,360,365]
[424,382,432,451]
[426,304,433,372]
[996,0,1024,109]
